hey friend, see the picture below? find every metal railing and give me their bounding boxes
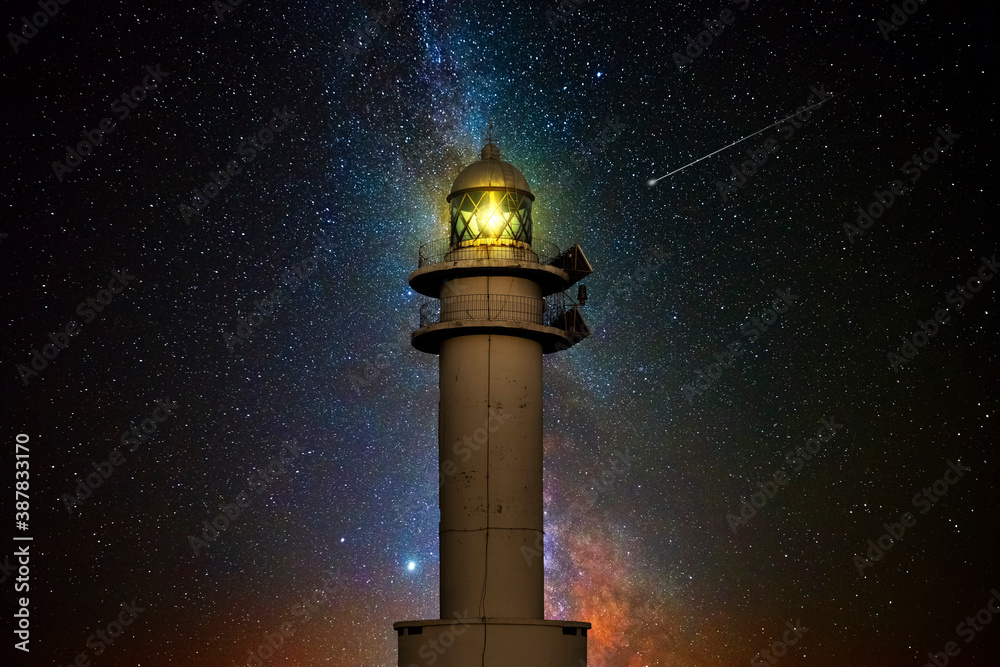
[417,237,561,267]
[542,293,567,328]
[416,293,589,341]
[419,294,567,328]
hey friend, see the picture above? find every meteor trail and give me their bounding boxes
[646,90,843,186]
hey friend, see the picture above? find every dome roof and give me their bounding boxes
[448,142,533,200]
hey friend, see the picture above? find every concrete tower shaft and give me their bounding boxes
[437,274,547,619]
[395,138,593,667]
[439,329,544,620]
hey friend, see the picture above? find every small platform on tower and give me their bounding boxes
[549,243,593,286]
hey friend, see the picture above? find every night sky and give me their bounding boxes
[3,1,999,665]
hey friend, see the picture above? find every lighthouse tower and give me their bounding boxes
[394,130,594,666]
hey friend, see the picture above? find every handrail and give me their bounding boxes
[419,293,567,328]
[417,238,561,268]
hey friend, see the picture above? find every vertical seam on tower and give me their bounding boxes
[480,276,491,666]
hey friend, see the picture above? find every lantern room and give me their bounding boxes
[447,141,534,247]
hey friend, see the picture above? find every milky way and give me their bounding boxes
[3,1,998,666]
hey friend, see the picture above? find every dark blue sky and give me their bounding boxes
[2,1,998,665]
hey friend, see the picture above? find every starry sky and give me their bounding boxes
[2,1,999,665]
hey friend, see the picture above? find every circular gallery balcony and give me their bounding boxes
[411,292,590,354]
[408,238,573,298]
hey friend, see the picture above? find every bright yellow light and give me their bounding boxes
[479,192,500,236]
[451,190,529,245]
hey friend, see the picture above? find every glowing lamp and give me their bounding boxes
[447,141,534,247]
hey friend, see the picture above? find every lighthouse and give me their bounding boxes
[394,129,594,666]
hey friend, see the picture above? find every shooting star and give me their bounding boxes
[647,90,844,186]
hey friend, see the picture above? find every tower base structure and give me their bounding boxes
[394,617,589,667]
[397,137,594,667]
